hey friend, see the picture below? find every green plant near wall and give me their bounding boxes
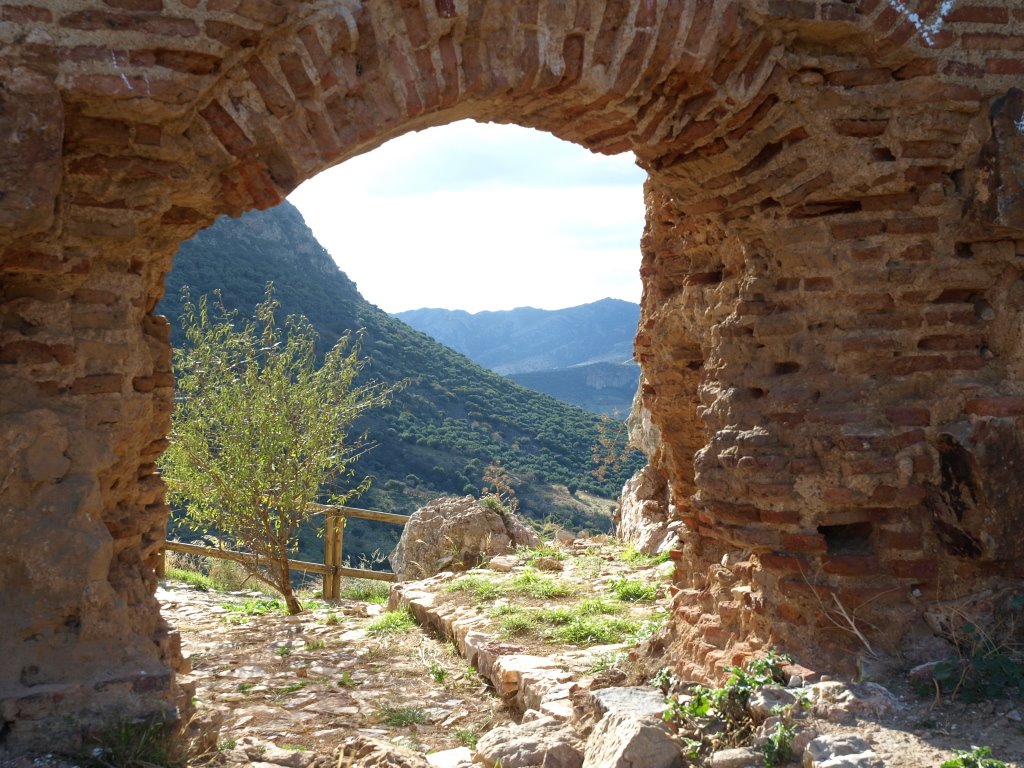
[941,746,1008,768]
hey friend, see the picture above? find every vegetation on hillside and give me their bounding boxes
[160,202,644,563]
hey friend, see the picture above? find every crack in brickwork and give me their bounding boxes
[2,0,1024,755]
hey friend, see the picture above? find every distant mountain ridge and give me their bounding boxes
[395,299,639,375]
[395,300,640,414]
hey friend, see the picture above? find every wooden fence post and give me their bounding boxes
[323,510,344,599]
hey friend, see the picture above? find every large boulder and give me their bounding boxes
[389,496,540,581]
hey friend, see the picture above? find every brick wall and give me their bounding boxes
[1,0,1022,752]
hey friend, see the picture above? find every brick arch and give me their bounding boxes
[2,0,1024,754]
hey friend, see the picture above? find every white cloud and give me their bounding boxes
[288,120,646,313]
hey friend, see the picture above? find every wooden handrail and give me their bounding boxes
[159,504,410,596]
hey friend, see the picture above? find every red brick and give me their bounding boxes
[760,509,802,526]
[104,0,162,9]
[885,407,930,426]
[894,59,937,79]
[965,396,1024,417]
[783,533,826,554]
[987,59,1024,75]
[3,4,52,22]
[199,100,253,157]
[767,0,815,19]
[963,33,1024,51]
[947,5,1009,23]
[0,341,75,365]
[888,558,937,579]
[906,166,948,185]
[759,553,808,574]
[826,68,891,87]
[902,141,957,159]
[70,374,122,395]
[869,484,928,505]
[888,217,939,235]
[831,220,885,240]
[833,119,888,137]
[822,554,879,576]
[862,192,916,212]
[944,60,986,78]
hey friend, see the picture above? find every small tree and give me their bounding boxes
[160,286,394,614]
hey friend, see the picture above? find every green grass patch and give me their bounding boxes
[340,579,391,604]
[165,565,217,592]
[619,545,671,566]
[304,640,326,651]
[499,612,538,637]
[520,544,564,565]
[547,615,640,645]
[376,705,427,727]
[220,597,287,617]
[509,568,572,599]
[608,577,657,602]
[446,574,504,602]
[276,681,306,695]
[367,608,416,637]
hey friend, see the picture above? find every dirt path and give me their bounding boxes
[159,583,514,765]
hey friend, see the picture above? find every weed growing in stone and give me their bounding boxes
[367,608,416,637]
[619,545,671,566]
[588,651,626,674]
[304,639,325,651]
[80,718,179,768]
[762,721,796,767]
[663,651,794,763]
[275,646,292,657]
[608,576,657,602]
[941,746,1008,768]
[237,682,255,694]
[376,705,427,727]
[453,726,480,749]
[336,671,359,687]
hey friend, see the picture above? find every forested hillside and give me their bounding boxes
[160,202,644,563]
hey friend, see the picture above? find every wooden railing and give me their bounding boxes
[160,504,410,598]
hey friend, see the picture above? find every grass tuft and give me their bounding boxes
[366,608,417,637]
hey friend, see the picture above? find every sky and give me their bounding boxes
[287,119,647,314]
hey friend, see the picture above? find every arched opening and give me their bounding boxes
[3,1,1024,755]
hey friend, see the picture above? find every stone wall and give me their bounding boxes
[1,0,1023,754]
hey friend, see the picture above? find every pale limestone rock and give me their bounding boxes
[585,686,668,720]
[426,746,474,768]
[803,735,880,768]
[709,747,763,768]
[389,496,538,581]
[489,554,519,572]
[615,464,671,554]
[748,686,798,721]
[475,715,582,768]
[807,682,899,724]
[581,711,681,768]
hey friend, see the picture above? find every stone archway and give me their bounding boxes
[3,0,1024,754]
